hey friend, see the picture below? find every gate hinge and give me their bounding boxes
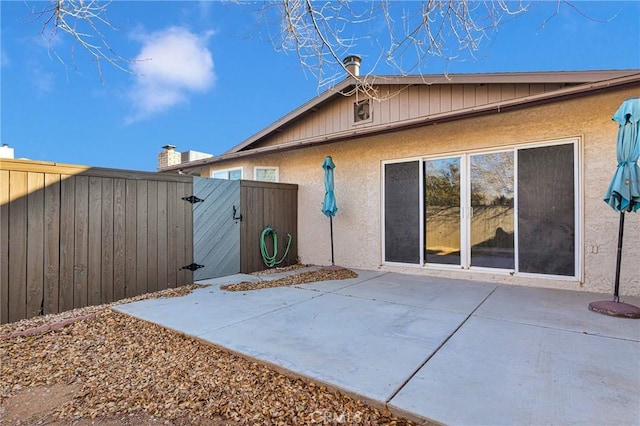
[182,195,204,204]
[181,263,204,271]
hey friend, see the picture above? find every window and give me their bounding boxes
[211,167,242,180]
[383,139,579,278]
[254,167,279,182]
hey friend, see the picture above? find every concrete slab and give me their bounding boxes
[475,286,640,341]
[199,292,467,402]
[114,269,640,425]
[334,272,497,314]
[114,285,318,336]
[390,316,640,426]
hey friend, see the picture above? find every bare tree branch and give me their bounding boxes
[30,0,604,97]
[36,0,133,83]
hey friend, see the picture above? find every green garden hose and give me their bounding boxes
[260,226,292,268]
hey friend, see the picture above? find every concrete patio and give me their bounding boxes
[114,269,640,425]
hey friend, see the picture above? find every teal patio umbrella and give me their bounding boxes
[590,97,640,318]
[322,156,338,266]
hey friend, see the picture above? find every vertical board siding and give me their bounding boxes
[112,179,126,300]
[59,176,75,312]
[240,186,264,273]
[0,161,194,324]
[0,170,10,323]
[156,181,168,291]
[239,181,298,274]
[166,182,178,288]
[175,182,188,286]
[182,181,194,286]
[8,171,28,322]
[146,181,158,294]
[135,180,148,296]
[74,175,89,309]
[43,174,60,315]
[257,82,566,149]
[26,173,45,318]
[87,176,102,306]
[124,180,137,298]
[101,178,114,303]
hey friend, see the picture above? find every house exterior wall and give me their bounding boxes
[204,86,640,296]
[254,83,568,149]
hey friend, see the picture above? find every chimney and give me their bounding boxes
[157,145,181,170]
[0,143,14,159]
[343,55,361,77]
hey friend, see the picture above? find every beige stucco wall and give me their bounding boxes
[206,87,640,296]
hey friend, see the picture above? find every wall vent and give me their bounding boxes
[354,99,371,123]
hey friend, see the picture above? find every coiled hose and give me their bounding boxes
[260,226,292,268]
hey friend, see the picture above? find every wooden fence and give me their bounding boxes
[0,159,194,324]
[240,180,298,273]
[190,178,298,280]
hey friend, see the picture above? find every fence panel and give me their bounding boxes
[26,173,45,318]
[8,171,27,322]
[0,159,194,324]
[240,181,298,273]
[0,170,10,323]
[43,173,61,315]
[59,175,75,313]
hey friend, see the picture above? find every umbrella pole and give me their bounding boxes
[589,209,640,318]
[330,216,335,266]
[613,211,625,303]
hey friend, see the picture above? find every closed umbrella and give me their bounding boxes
[322,156,339,267]
[590,97,640,318]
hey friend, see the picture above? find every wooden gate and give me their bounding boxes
[0,159,194,324]
[190,179,298,280]
[192,177,241,281]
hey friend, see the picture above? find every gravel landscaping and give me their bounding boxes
[221,268,358,292]
[1,269,415,425]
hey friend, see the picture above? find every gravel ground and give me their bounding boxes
[1,269,416,425]
[221,268,358,292]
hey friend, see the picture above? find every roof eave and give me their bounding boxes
[161,72,640,173]
[221,78,356,155]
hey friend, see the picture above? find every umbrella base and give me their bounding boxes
[588,301,640,319]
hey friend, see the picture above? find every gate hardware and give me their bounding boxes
[181,263,204,271]
[182,195,204,204]
[233,205,243,222]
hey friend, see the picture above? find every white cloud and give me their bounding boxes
[127,26,215,123]
[32,68,54,94]
[1,49,9,67]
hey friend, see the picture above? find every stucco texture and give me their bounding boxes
[207,87,640,296]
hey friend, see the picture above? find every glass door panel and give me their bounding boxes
[384,162,421,264]
[517,144,575,276]
[470,152,515,269]
[424,158,461,265]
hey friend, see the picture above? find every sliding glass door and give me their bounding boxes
[423,152,514,270]
[384,140,578,278]
[424,157,461,265]
[517,144,575,276]
[469,152,515,269]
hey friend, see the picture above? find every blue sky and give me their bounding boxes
[1,1,639,171]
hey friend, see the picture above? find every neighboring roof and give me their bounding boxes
[162,70,640,173]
